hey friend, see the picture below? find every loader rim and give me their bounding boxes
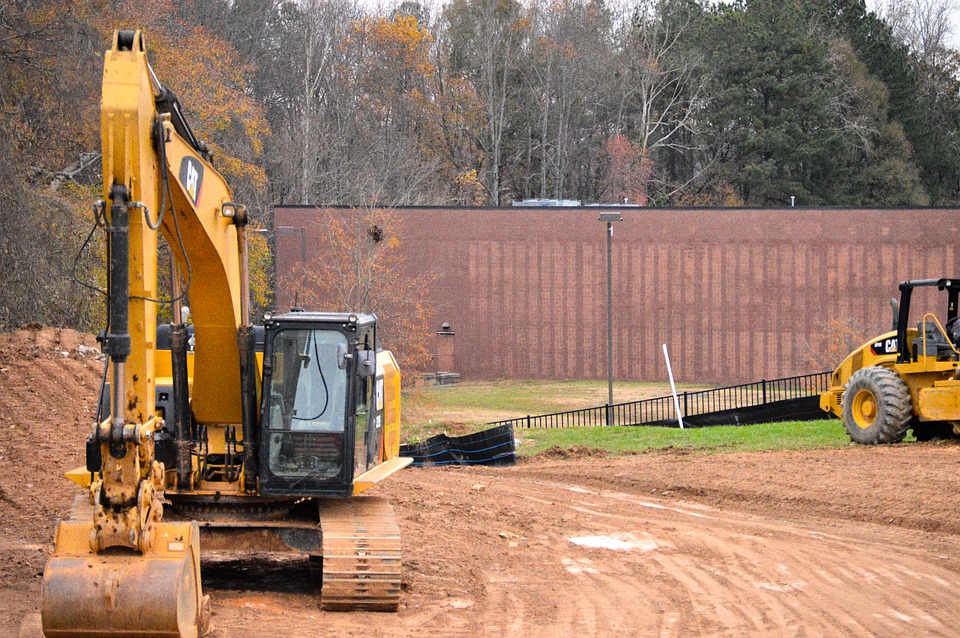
[850,389,878,429]
[841,366,912,445]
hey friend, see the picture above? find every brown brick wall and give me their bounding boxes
[275,206,960,384]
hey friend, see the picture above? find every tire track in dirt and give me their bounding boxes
[562,491,782,635]
[558,485,789,635]
[474,472,960,637]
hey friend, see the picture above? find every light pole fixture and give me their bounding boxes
[598,211,622,425]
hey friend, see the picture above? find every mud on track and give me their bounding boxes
[3,327,960,637]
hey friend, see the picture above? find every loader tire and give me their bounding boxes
[842,366,912,445]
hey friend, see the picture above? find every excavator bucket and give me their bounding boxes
[41,519,204,638]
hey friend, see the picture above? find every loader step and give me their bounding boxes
[317,496,401,611]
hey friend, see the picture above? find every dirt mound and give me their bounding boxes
[0,325,100,363]
[0,326,103,633]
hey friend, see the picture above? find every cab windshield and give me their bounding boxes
[265,328,348,480]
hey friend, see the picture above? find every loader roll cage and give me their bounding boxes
[896,278,960,364]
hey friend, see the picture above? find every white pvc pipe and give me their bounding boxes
[663,344,684,429]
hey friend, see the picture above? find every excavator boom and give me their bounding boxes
[41,30,214,638]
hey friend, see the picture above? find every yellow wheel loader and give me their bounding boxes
[40,31,411,637]
[821,278,960,444]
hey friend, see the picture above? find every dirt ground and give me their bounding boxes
[3,326,960,637]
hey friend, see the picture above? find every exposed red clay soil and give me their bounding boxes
[3,327,960,637]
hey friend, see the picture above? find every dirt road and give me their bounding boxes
[2,327,960,637]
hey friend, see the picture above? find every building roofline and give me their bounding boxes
[273,203,960,212]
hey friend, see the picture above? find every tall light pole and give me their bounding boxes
[598,212,622,425]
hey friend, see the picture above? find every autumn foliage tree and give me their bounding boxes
[802,317,873,372]
[598,135,652,205]
[336,14,443,203]
[0,0,105,330]
[102,3,271,211]
[286,209,435,371]
[674,180,744,207]
[0,0,274,331]
[134,16,275,317]
[349,14,434,120]
[422,20,489,204]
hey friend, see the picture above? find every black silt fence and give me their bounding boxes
[400,424,516,467]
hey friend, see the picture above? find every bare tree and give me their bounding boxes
[286,208,436,370]
[296,0,360,204]
[519,0,617,200]
[445,0,529,204]
[613,0,708,199]
[881,0,958,65]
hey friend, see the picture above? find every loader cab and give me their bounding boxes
[257,311,380,498]
[896,278,960,364]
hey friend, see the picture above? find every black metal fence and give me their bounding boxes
[489,371,832,429]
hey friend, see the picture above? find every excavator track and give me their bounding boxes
[317,496,401,611]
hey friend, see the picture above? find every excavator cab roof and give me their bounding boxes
[265,311,378,331]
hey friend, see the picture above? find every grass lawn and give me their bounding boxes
[401,378,859,456]
[514,419,851,457]
[402,378,714,440]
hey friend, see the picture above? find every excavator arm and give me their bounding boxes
[41,30,252,638]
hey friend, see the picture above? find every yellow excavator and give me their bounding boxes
[821,278,960,444]
[40,30,411,637]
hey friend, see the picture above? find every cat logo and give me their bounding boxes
[870,337,898,356]
[178,157,204,205]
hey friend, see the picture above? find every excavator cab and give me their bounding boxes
[258,311,383,498]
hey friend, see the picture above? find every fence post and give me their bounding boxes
[526,415,531,429]
[762,379,767,404]
[682,391,688,418]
